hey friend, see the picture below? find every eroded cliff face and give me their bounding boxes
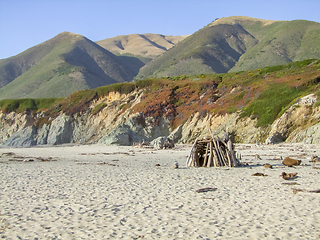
[266,94,320,144]
[1,92,320,147]
[0,111,35,144]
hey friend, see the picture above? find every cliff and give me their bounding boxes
[1,59,320,147]
[1,90,320,148]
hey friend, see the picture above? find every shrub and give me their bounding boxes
[240,83,300,126]
[0,98,63,113]
[91,103,107,115]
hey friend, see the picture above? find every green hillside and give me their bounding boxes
[136,23,257,79]
[136,16,320,79]
[96,33,186,59]
[0,35,61,88]
[0,32,142,99]
[230,19,320,72]
[1,16,320,100]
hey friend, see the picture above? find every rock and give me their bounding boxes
[264,163,272,168]
[311,155,320,162]
[163,138,174,149]
[282,157,301,167]
[47,114,73,145]
[150,136,167,149]
[172,162,179,169]
[266,94,319,144]
[2,125,37,147]
[98,124,132,145]
[36,124,50,145]
[288,122,320,144]
[168,125,182,143]
[99,113,171,146]
[265,133,285,144]
[281,172,298,180]
[139,139,150,147]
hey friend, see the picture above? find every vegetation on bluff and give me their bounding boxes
[1,59,320,130]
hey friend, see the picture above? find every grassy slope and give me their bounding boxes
[136,23,257,79]
[136,17,320,79]
[0,33,85,99]
[96,33,186,58]
[0,35,61,88]
[230,20,320,72]
[0,32,143,100]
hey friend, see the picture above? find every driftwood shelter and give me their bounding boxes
[186,132,240,167]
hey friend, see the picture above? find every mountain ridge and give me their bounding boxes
[136,16,320,79]
[1,16,320,99]
[96,33,187,58]
[0,32,142,99]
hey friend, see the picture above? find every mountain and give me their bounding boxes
[0,32,142,99]
[96,33,187,59]
[228,17,320,72]
[136,16,320,79]
[2,16,320,100]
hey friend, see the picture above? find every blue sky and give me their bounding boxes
[1,0,320,59]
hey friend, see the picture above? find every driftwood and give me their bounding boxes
[291,188,320,194]
[281,172,298,180]
[282,182,299,185]
[311,155,320,162]
[187,131,240,167]
[252,173,268,176]
[196,187,217,193]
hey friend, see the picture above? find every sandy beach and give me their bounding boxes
[1,143,320,239]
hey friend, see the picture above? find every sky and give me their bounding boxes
[1,0,320,59]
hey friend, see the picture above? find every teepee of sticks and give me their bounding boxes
[186,131,240,167]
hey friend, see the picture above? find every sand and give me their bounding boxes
[0,143,320,239]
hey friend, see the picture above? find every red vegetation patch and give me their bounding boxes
[133,79,221,128]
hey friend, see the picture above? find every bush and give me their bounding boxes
[240,83,300,126]
[91,103,107,115]
[0,98,63,113]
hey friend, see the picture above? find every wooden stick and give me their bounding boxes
[226,149,232,167]
[191,148,198,167]
[195,148,200,167]
[212,148,220,167]
[228,140,238,167]
[210,143,218,167]
[203,142,209,167]
[207,141,213,167]
[217,140,227,166]
[198,140,212,143]
[196,187,217,193]
[291,188,320,194]
[212,138,222,166]
[186,138,198,167]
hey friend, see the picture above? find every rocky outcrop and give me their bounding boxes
[179,112,262,144]
[2,125,38,147]
[265,94,320,144]
[287,122,320,144]
[98,113,171,145]
[0,111,35,143]
[1,92,320,147]
[46,114,73,145]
